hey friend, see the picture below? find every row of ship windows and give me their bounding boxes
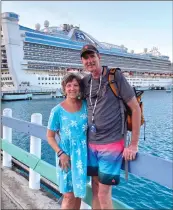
[25,61,169,71]
[101,59,169,66]
[1,77,12,80]
[1,82,14,86]
[24,59,81,64]
[23,48,76,53]
[38,83,60,85]
[27,66,70,70]
[24,54,78,59]
[23,48,74,52]
[129,82,142,84]
[24,61,169,72]
[26,65,168,72]
[23,54,169,68]
[24,44,126,58]
[101,62,168,69]
[23,49,78,55]
[28,66,59,69]
[24,44,78,52]
[23,54,80,60]
[128,78,142,81]
[27,64,67,70]
[24,57,79,62]
[38,77,62,80]
[37,81,142,85]
[25,53,165,66]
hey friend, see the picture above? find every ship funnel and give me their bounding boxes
[44,20,49,28]
[35,23,41,31]
[144,48,148,53]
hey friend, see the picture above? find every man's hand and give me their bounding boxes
[122,144,138,161]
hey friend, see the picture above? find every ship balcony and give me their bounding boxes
[1,51,6,55]
[1,52,7,56]
[1,61,8,65]
[1,66,8,69]
[2,57,7,60]
[1,45,6,50]
[1,77,12,81]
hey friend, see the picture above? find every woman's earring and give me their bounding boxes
[77,92,81,99]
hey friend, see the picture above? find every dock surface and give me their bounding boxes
[1,166,61,209]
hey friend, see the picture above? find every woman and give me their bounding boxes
[47,73,88,209]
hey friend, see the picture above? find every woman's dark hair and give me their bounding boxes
[61,73,84,97]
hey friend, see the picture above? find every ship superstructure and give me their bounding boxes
[1,12,172,92]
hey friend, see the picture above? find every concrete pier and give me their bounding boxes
[1,166,61,209]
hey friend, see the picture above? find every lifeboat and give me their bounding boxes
[155,73,160,77]
[143,72,149,76]
[150,73,155,77]
[123,71,130,77]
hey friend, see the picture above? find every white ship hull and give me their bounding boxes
[1,93,32,101]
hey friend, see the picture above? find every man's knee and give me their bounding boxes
[98,184,112,201]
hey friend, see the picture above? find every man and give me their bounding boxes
[80,44,141,209]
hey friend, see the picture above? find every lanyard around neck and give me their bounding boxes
[89,75,102,122]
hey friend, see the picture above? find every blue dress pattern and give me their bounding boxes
[47,100,88,198]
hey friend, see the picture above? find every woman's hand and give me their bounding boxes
[59,153,71,172]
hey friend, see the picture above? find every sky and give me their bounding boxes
[2,1,172,61]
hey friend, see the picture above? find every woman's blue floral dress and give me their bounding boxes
[47,100,88,198]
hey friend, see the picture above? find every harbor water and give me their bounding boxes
[1,90,173,209]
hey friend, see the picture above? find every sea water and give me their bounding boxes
[1,90,173,209]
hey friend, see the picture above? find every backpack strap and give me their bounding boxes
[107,67,126,136]
[108,68,119,98]
[102,66,126,135]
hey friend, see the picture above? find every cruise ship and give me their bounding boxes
[1,12,173,92]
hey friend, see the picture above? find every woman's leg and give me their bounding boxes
[61,192,76,209]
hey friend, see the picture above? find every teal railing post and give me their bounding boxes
[29,113,42,190]
[2,108,12,168]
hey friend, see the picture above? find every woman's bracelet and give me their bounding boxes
[57,150,62,155]
[58,151,64,157]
